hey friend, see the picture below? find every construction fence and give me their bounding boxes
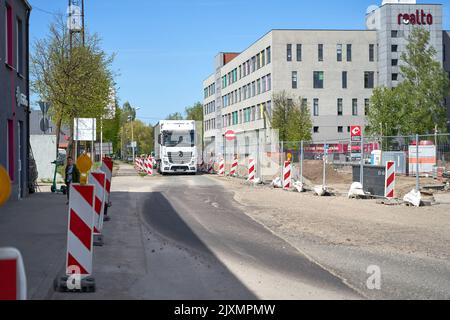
[203,131,450,197]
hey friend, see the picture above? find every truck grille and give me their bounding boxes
[168,152,192,164]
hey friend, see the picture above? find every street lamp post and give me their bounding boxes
[129,107,140,162]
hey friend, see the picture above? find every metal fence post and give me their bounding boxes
[300,140,304,184]
[360,133,364,187]
[280,140,284,178]
[323,140,327,187]
[416,133,420,192]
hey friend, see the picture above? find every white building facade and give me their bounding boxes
[203,0,450,156]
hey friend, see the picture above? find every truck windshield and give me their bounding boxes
[162,130,195,147]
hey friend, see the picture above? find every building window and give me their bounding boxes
[251,56,256,72]
[392,45,398,52]
[261,50,265,67]
[337,44,342,62]
[337,98,343,116]
[352,99,358,116]
[392,73,398,81]
[17,18,24,74]
[301,98,307,108]
[287,44,292,61]
[342,71,347,89]
[391,30,398,38]
[365,98,370,116]
[296,44,302,61]
[5,4,13,66]
[313,126,319,133]
[391,59,398,66]
[346,44,352,62]
[7,119,14,180]
[313,99,319,116]
[257,79,261,94]
[252,81,256,97]
[267,74,272,91]
[369,44,374,62]
[266,47,271,64]
[313,71,324,89]
[292,71,298,89]
[338,126,343,133]
[364,71,374,89]
[318,44,323,62]
[256,53,261,69]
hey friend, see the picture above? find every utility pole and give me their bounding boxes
[81,0,85,47]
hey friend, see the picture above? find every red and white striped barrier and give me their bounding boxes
[146,156,153,175]
[89,172,106,240]
[134,158,140,171]
[0,248,27,300]
[229,157,238,176]
[207,159,215,174]
[218,158,225,176]
[66,184,95,277]
[248,158,256,182]
[101,157,113,205]
[283,161,292,190]
[385,161,396,199]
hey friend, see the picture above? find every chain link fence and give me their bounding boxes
[203,130,450,198]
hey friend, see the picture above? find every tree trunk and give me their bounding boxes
[55,116,62,160]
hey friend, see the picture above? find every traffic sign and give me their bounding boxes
[224,130,236,141]
[0,165,11,206]
[40,118,50,133]
[351,125,362,142]
[38,101,50,114]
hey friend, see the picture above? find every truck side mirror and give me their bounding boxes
[158,134,162,145]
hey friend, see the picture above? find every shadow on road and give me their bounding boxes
[139,191,257,299]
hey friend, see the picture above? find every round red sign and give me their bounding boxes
[224,130,236,141]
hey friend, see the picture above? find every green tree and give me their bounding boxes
[272,91,312,146]
[31,17,115,158]
[166,112,184,120]
[185,102,203,121]
[121,120,153,155]
[367,28,449,136]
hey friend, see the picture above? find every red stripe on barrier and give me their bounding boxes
[70,209,92,250]
[73,185,94,207]
[95,198,102,214]
[105,180,111,193]
[92,172,105,187]
[249,165,255,173]
[0,259,16,300]
[386,173,395,187]
[103,158,113,171]
[386,190,394,198]
[67,253,89,275]
[387,162,394,171]
[284,171,291,180]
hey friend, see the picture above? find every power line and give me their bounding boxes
[32,5,65,17]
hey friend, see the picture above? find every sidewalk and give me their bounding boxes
[0,187,68,299]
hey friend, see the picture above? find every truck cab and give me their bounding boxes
[154,120,197,174]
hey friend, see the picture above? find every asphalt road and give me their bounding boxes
[47,163,360,299]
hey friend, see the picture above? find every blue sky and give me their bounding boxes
[29,0,450,125]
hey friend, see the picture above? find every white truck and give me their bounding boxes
[154,120,198,174]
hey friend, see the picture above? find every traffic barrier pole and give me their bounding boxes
[229,156,238,176]
[218,158,225,176]
[147,156,154,175]
[89,172,106,246]
[101,157,113,221]
[385,161,396,199]
[248,158,256,182]
[54,184,96,292]
[0,248,27,300]
[283,161,292,190]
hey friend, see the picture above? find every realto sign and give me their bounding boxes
[398,10,433,26]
